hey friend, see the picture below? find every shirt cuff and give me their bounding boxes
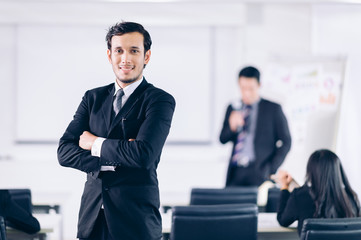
[91,137,106,157]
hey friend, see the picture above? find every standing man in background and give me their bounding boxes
[58,22,175,240]
[220,66,291,187]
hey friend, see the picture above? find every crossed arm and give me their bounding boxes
[78,131,135,150]
[58,90,176,173]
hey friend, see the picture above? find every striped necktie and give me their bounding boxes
[231,105,252,167]
[113,88,124,116]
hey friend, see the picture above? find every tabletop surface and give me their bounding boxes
[162,211,297,233]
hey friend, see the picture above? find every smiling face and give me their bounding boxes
[107,32,151,88]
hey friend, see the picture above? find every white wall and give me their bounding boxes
[0,25,16,152]
[1,2,360,240]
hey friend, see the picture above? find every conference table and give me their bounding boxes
[6,228,52,240]
[162,211,298,240]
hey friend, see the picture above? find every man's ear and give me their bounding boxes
[107,49,112,64]
[144,50,151,64]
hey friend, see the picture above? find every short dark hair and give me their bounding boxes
[238,66,260,83]
[106,21,152,53]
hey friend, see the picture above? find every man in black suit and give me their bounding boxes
[57,22,175,240]
[220,66,291,187]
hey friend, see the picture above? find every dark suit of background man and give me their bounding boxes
[57,22,176,240]
[220,66,291,187]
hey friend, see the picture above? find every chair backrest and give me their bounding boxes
[4,189,37,232]
[265,187,280,212]
[300,217,361,240]
[170,203,258,240]
[190,187,258,205]
[0,216,6,240]
[7,189,32,214]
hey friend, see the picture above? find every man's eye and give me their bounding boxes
[131,50,139,53]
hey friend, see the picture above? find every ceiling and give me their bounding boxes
[0,0,361,3]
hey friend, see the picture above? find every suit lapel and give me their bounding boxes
[254,98,264,142]
[101,85,116,133]
[108,79,151,135]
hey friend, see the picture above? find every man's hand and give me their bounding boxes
[79,131,98,150]
[229,111,245,132]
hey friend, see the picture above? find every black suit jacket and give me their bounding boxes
[220,98,291,185]
[57,79,175,240]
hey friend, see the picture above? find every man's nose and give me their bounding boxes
[121,52,129,63]
[121,52,130,64]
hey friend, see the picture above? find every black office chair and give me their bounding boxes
[0,189,40,235]
[300,217,361,240]
[190,187,258,205]
[7,189,32,214]
[170,203,258,240]
[265,187,280,212]
[0,216,6,240]
[6,189,34,231]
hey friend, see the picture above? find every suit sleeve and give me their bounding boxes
[57,91,101,173]
[270,104,292,174]
[277,189,298,227]
[219,105,237,144]
[99,92,176,169]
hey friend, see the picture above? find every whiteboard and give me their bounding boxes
[261,56,346,182]
[15,25,212,143]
